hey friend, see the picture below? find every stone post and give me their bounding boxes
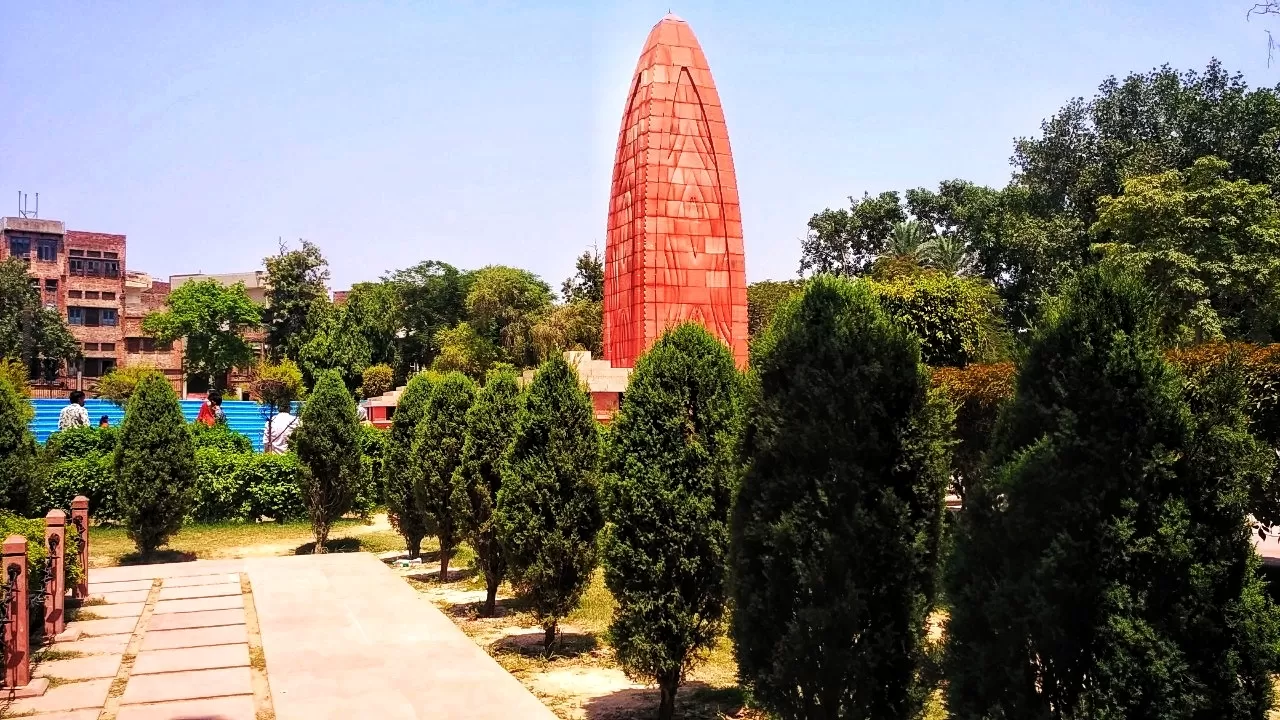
[44,510,66,637]
[3,535,30,689]
[70,496,89,600]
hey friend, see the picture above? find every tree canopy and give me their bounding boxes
[142,278,261,388]
[0,257,79,380]
[263,240,331,362]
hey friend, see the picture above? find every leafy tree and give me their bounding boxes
[413,371,475,582]
[601,323,743,720]
[297,301,372,390]
[887,220,927,261]
[263,240,331,361]
[945,267,1280,719]
[143,279,261,389]
[0,375,40,514]
[360,363,394,399]
[384,261,470,376]
[0,358,31,400]
[747,280,805,340]
[97,365,164,407]
[248,359,305,414]
[561,246,604,303]
[386,372,436,556]
[0,257,79,379]
[920,234,976,275]
[113,373,196,554]
[800,191,906,276]
[342,281,401,369]
[456,365,522,616]
[867,271,1009,367]
[732,275,952,720]
[291,370,362,553]
[496,356,602,650]
[432,322,499,379]
[466,265,554,367]
[531,300,602,360]
[1092,155,1280,343]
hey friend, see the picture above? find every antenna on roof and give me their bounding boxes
[17,191,38,219]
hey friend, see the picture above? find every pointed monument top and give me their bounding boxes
[660,12,684,23]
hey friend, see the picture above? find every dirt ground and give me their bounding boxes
[385,551,765,720]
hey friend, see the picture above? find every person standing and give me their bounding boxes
[58,390,90,431]
[98,415,110,428]
[196,389,227,427]
[263,407,298,454]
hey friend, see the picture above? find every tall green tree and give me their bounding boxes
[297,301,373,390]
[432,322,499,379]
[0,257,79,380]
[747,280,805,340]
[113,374,196,554]
[456,365,523,616]
[386,372,436,557]
[561,247,604,303]
[732,275,952,720]
[413,371,476,582]
[800,191,907,277]
[143,279,261,390]
[1092,155,1280,343]
[0,375,40,514]
[342,281,401,369]
[263,240,331,361]
[291,370,362,553]
[467,265,554,368]
[866,270,1009,367]
[496,356,602,651]
[945,267,1280,719]
[601,323,743,720]
[531,300,602,360]
[384,261,470,376]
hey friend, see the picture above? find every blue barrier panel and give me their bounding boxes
[30,398,275,452]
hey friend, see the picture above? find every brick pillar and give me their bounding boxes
[70,496,89,600]
[3,535,30,689]
[44,510,66,637]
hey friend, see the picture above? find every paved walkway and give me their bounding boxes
[7,553,555,720]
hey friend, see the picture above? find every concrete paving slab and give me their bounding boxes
[92,589,149,604]
[116,694,255,720]
[83,601,145,619]
[148,608,245,632]
[133,643,250,675]
[157,583,242,600]
[153,594,243,614]
[5,710,100,720]
[161,573,241,588]
[34,653,122,680]
[86,578,153,593]
[120,666,252,704]
[140,624,247,651]
[7,678,111,714]
[89,560,245,585]
[65,616,138,636]
[48,632,131,655]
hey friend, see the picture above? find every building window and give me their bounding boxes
[8,237,30,258]
[101,308,117,326]
[81,358,115,378]
[67,307,117,327]
[99,342,115,351]
[104,260,120,278]
[84,291,100,300]
[83,343,99,351]
[126,337,171,353]
[69,258,84,275]
[44,279,58,293]
[36,240,57,262]
[68,307,83,325]
[69,258,120,278]
[104,251,118,259]
[101,291,116,300]
[86,250,102,258]
[68,290,82,299]
[69,249,84,257]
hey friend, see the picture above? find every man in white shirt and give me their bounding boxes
[58,390,89,431]
[263,410,298,454]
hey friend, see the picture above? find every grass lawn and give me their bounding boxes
[88,514,404,567]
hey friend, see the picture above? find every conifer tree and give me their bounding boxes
[731,275,952,720]
[602,323,743,720]
[496,356,601,651]
[414,371,476,582]
[292,370,361,553]
[0,374,39,514]
[945,267,1280,719]
[114,373,196,554]
[456,365,522,616]
[386,372,435,557]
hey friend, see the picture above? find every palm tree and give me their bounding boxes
[887,221,927,261]
[921,235,975,275]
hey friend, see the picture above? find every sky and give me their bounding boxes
[1,1,1274,291]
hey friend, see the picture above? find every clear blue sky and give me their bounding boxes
[1,1,1272,291]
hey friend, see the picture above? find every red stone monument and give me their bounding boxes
[603,13,748,368]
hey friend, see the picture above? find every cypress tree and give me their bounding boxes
[387,372,436,557]
[601,323,743,720]
[414,371,476,582]
[456,365,522,616]
[114,373,196,554]
[496,355,601,651]
[0,374,39,514]
[731,275,952,720]
[292,369,362,553]
[945,267,1280,719]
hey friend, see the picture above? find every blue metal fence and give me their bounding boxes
[30,398,272,451]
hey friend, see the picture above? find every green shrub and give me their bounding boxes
[97,366,163,407]
[731,275,952,720]
[0,375,41,514]
[414,371,475,582]
[189,421,253,453]
[249,359,305,414]
[0,358,32,403]
[114,374,196,554]
[361,363,394,399]
[292,370,362,552]
[386,372,437,557]
[602,323,743,720]
[457,366,523,616]
[496,355,602,650]
[190,448,251,523]
[43,453,117,521]
[46,426,118,459]
[945,267,1280,718]
[867,269,1008,367]
[358,424,388,507]
[244,452,305,522]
